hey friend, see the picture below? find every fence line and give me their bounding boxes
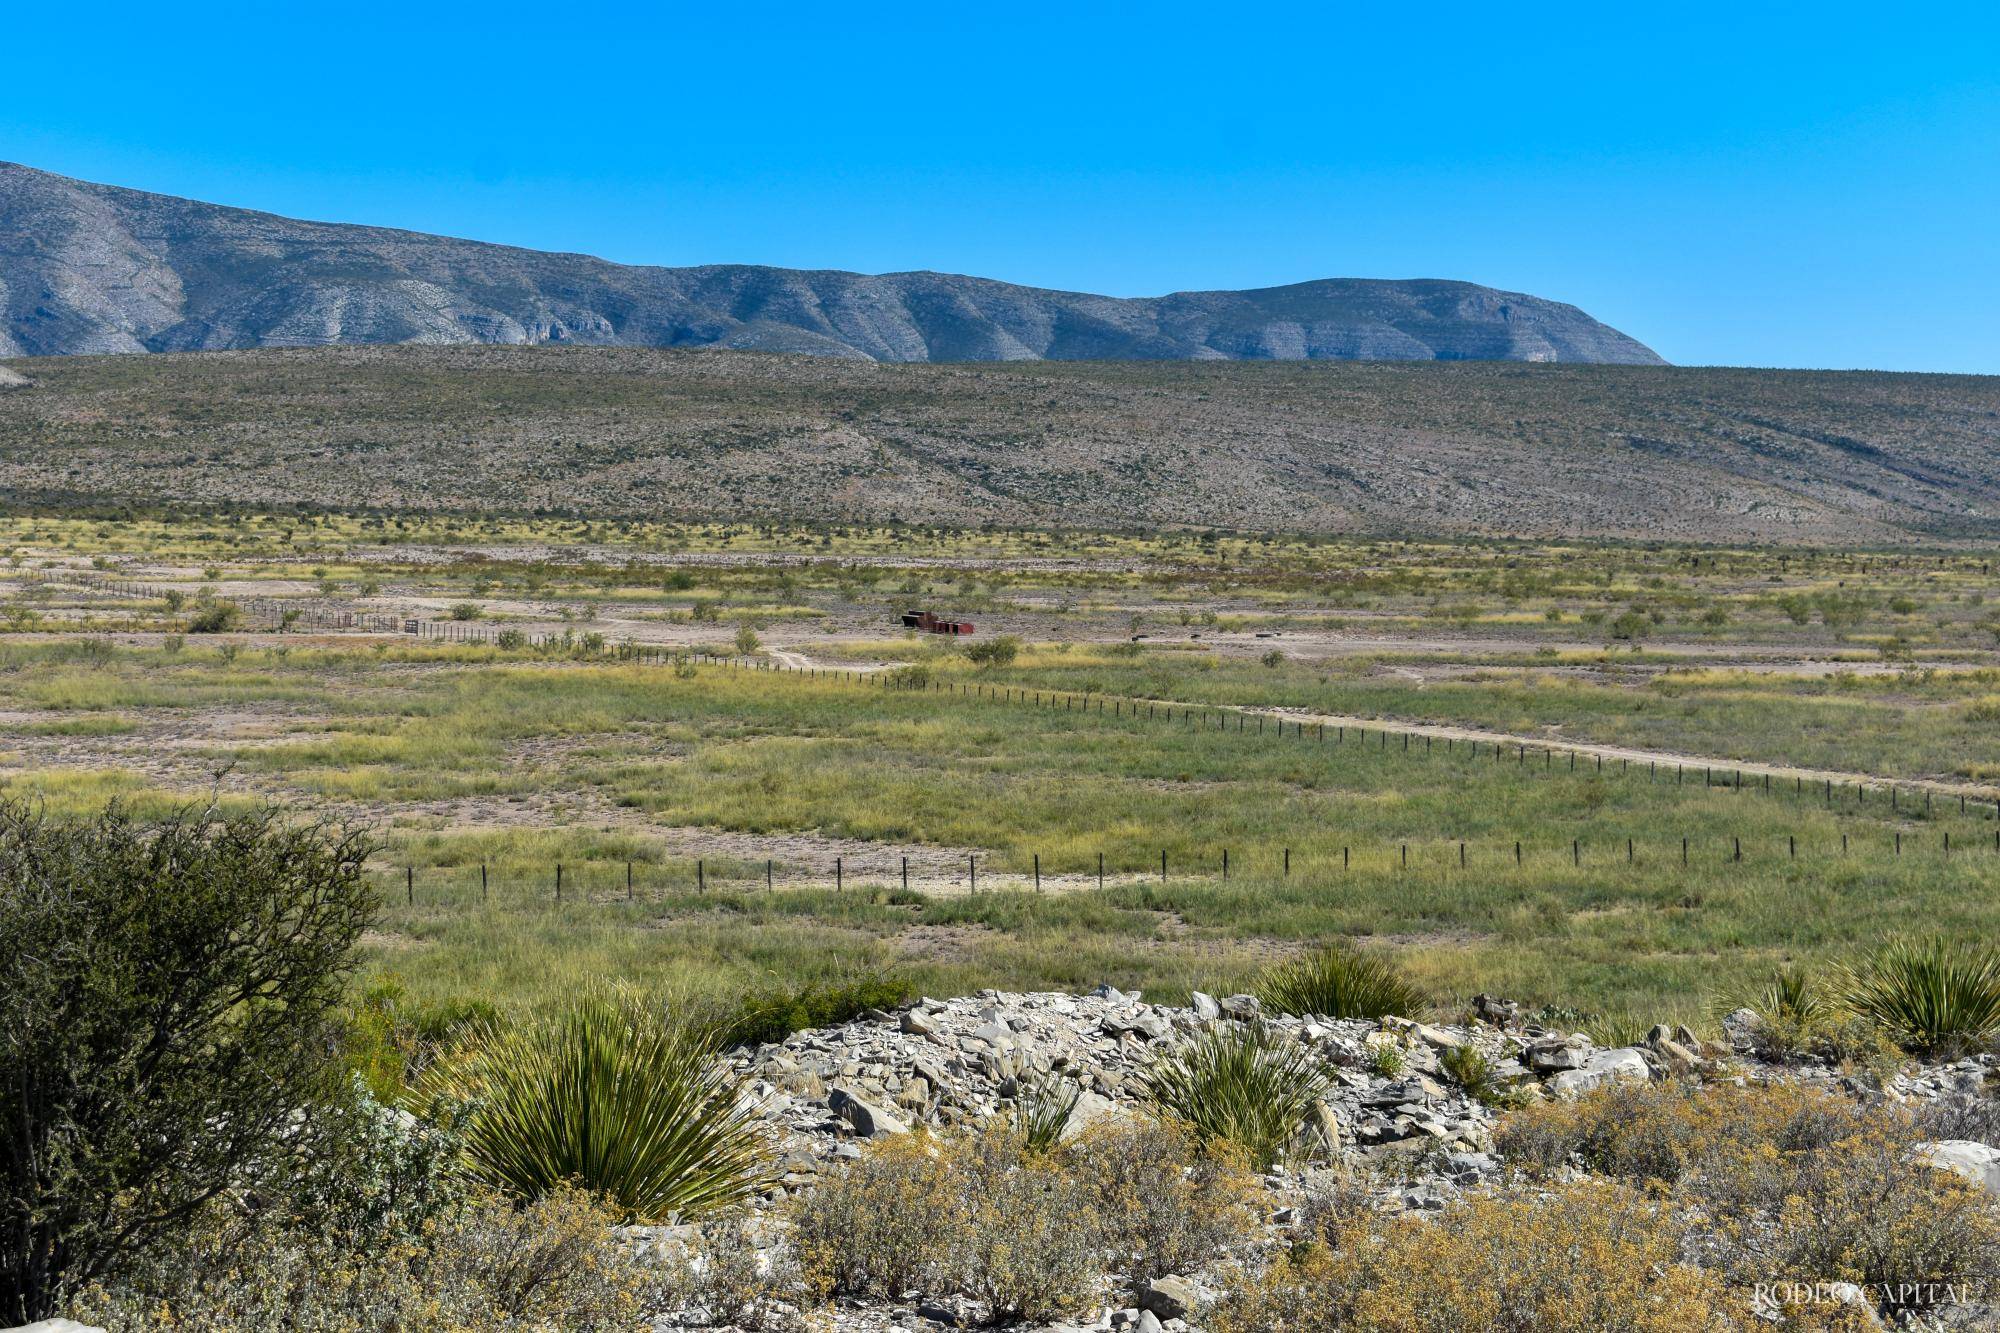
[375,823,2000,909]
[82,574,2000,824]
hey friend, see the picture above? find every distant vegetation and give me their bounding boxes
[2,345,1998,540]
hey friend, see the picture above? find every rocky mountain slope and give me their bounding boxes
[1,345,1994,542]
[0,162,1663,365]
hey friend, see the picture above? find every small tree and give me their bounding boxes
[735,623,762,655]
[0,802,376,1321]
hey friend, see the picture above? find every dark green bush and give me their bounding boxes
[186,602,242,633]
[720,972,913,1049]
[0,802,375,1323]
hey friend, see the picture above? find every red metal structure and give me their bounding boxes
[901,609,975,636]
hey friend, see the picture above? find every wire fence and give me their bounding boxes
[374,820,2000,910]
[81,574,2000,826]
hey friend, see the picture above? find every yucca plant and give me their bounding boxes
[1014,1075,1082,1153]
[1143,1023,1328,1167]
[418,994,773,1221]
[1754,964,1828,1027]
[1258,942,1425,1020]
[1838,937,2000,1059]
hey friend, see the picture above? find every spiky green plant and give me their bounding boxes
[419,994,772,1221]
[1013,1075,1082,1153]
[1754,965,1828,1027]
[1143,1024,1328,1167]
[1258,942,1425,1021]
[1838,937,2000,1059]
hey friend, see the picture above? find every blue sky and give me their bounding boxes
[8,3,1998,371]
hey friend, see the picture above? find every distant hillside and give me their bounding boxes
[0,345,1994,543]
[0,162,1663,366]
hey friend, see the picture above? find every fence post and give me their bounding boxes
[1514,840,1521,866]
[1099,851,1105,891]
[1034,854,1041,893]
[406,865,413,905]
[833,857,840,893]
[1284,847,1291,876]
[969,855,976,893]
[481,862,488,902]
[555,863,562,902]
[1222,849,1229,880]
[1160,849,1166,883]
[1572,839,1579,866]
[627,861,634,901]
[902,856,909,893]
[699,859,707,892]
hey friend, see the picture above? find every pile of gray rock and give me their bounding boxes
[725,985,1727,1207]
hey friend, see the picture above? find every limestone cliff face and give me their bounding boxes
[0,163,1665,365]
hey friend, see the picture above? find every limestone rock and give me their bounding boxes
[1140,1274,1200,1320]
[1915,1140,2000,1201]
[828,1086,908,1138]
[1548,1047,1650,1098]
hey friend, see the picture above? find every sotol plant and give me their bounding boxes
[420,994,773,1221]
[1839,937,2000,1059]
[1144,1024,1328,1167]
[1259,943,1425,1021]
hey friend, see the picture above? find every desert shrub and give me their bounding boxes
[1259,942,1424,1020]
[80,1184,656,1331]
[419,993,773,1221]
[1437,1042,1513,1105]
[1493,1081,2000,1320]
[1293,1168,1379,1250]
[963,1146,1102,1319]
[495,628,527,649]
[718,972,913,1049]
[796,1123,1251,1321]
[791,1132,968,1300]
[1365,1042,1405,1077]
[1838,935,2000,1058]
[965,634,1021,667]
[735,623,761,654]
[1058,1116,1259,1286]
[448,601,482,621]
[185,601,242,632]
[1210,1179,1725,1332]
[0,802,374,1324]
[658,1214,807,1332]
[1497,1081,1873,1186]
[1913,1090,2000,1144]
[1705,1125,2000,1320]
[1144,1023,1329,1167]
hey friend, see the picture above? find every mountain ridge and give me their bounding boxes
[0,162,1665,366]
